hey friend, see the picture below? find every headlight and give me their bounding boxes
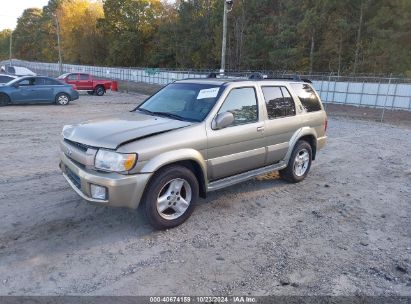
[95,149,137,172]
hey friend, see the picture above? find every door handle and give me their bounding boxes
[257,126,265,132]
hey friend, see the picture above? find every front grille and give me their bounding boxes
[64,139,89,152]
[66,167,81,189]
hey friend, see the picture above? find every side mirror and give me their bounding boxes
[213,111,234,130]
[12,83,19,88]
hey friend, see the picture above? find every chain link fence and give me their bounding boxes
[2,59,411,112]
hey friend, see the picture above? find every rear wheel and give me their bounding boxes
[0,93,10,106]
[55,93,70,105]
[143,166,199,229]
[95,86,105,96]
[280,140,312,183]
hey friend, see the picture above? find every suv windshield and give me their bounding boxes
[58,73,70,79]
[136,83,223,122]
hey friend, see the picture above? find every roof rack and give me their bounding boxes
[247,73,312,83]
[203,72,312,83]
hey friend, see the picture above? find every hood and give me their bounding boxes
[62,112,194,149]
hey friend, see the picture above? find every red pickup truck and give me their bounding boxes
[58,73,118,96]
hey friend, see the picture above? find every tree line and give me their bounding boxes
[0,0,410,75]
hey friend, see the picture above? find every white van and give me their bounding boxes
[0,66,36,76]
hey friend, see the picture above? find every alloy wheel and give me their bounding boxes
[156,178,192,220]
[293,148,310,177]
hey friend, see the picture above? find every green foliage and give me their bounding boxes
[4,0,411,75]
[0,29,12,60]
[58,0,106,64]
[13,8,44,60]
[99,0,164,66]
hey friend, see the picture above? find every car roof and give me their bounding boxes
[18,76,52,79]
[0,74,17,78]
[9,66,32,72]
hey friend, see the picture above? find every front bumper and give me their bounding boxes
[60,152,152,209]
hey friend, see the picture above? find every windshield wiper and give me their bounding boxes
[151,112,188,121]
[136,108,154,115]
[135,108,198,122]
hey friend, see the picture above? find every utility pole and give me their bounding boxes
[9,31,12,66]
[220,0,233,76]
[55,15,63,74]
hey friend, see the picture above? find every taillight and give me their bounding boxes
[324,118,328,133]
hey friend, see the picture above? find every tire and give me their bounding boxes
[87,91,94,95]
[55,93,70,105]
[143,165,199,230]
[0,93,10,106]
[95,86,105,96]
[280,140,312,183]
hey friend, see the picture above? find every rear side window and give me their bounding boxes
[34,78,46,85]
[262,86,296,119]
[67,74,78,80]
[18,78,35,86]
[79,74,89,80]
[290,83,322,112]
[45,78,62,85]
[35,78,61,85]
[218,87,258,126]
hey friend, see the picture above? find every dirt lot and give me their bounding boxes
[0,92,410,296]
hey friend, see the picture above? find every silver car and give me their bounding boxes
[60,78,327,229]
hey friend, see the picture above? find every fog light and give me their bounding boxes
[90,184,107,200]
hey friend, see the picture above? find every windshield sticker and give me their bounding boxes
[197,87,219,99]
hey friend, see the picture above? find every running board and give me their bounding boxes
[207,161,287,192]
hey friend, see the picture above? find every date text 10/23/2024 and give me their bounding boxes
[149,296,257,303]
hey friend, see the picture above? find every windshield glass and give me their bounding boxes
[136,83,223,122]
[58,73,70,79]
[6,77,23,86]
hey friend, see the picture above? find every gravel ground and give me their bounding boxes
[0,92,410,296]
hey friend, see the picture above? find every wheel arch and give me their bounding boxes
[140,149,208,198]
[0,92,11,101]
[298,134,317,160]
[95,84,106,91]
[285,128,318,162]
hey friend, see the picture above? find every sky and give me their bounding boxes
[0,0,50,30]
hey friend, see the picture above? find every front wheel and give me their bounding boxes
[0,93,10,106]
[55,93,70,105]
[95,86,105,96]
[280,140,312,183]
[143,166,199,229]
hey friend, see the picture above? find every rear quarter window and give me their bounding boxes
[45,78,62,85]
[290,83,322,112]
